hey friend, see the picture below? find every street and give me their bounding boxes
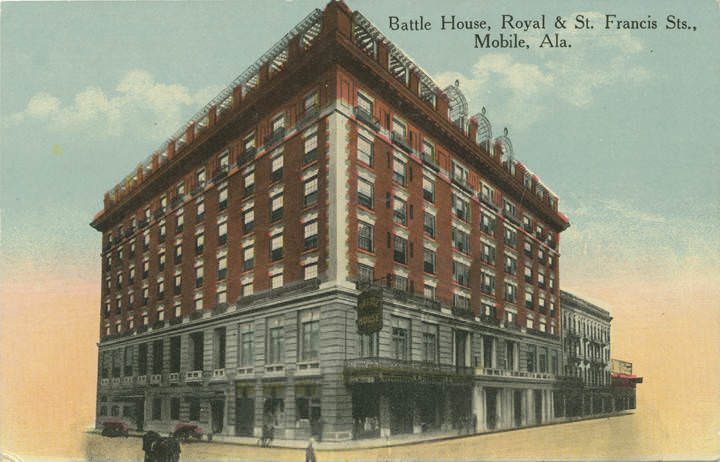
[82,409,720,461]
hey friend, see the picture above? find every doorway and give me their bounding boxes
[485,388,498,430]
[211,399,225,434]
[513,390,522,427]
[235,397,254,436]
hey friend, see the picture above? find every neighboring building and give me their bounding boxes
[611,359,642,411]
[558,291,613,416]
[91,1,569,441]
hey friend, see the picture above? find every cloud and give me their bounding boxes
[7,70,223,141]
[435,12,650,129]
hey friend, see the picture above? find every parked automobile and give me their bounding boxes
[101,418,129,437]
[172,422,203,442]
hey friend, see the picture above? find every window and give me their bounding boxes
[193,290,203,311]
[392,157,407,186]
[218,220,228,246]
[504,283,517,303]
[175,210,184,234]
[270,272,283,289]
[527,344,536,372]
[303,126,318,165]
[391,317,410,360]
[525,291,534,309]
[218,185,228,211]
[300,309,320,361]
[393,275,408,292]
[423,212,436,238]
[127,292,134,309]
[213,327,226,369]
[158,251,165,272]
[358,264,374,283]
[244,168,255,196]
[393,236,407,264]
[358,221,373,252]
[525,265,533,283]
[452,194,470,221]
[196,168,206,188]
[422,176,435,203]
[452,161,469,185]
[503,199,516,218]
[422,140,435,163]
[270,233,283,261]
[304,91,318,113]
[357,135,373,166]
[143,232,150,251]
[539,347,548,373]
[524,240,533,257]
[243,244,254,271]
[539,293,547,313]
[481,184,494,204]
[538,269,546,288]
[303,175,318,207]
[523,173,532,189]
[393,197,407,225]
[174,242,182,264]
[482,242,496,265]
[453,293,470,309]
[239,323,254,367]
[271,113,285,134]
[504,227,517,248]
[526,316,534,329]
[481,271,495,295]
[304,220,318,250]
[481,212,494,236]
[189,398,201,421]
[422,324,438,363]
[170,398,180,420]
[157,279,165,300]
[188,227,202,252]
[243,206,254,234]
[196,199,205,223]
[357,92,373,115]
[152,340,164,374]
[452,261,470,287]
[504,254,517,274]
[357,177,374,209]
[523,215,532,232]
[304,261,318,280]
[243,133,256,153]
[392,118,406,138]
[142,259,149,279]
[213,254,226,281]
[152,398,162,420]
[158,222,166,243]
[424,248,436,274]
[194,262,204,288]
[173,273,181,295]
[423,284,436,300]
[129,241,136,258]
[270,149,283,182]
[270,192,283,222]
[452,228,470,254]
[267,317,284,364]
[360,332,378,358]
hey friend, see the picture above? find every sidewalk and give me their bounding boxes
[94,411,633,451]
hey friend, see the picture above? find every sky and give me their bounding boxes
[1,0,719,458]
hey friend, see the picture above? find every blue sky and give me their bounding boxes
[1,0,718,292]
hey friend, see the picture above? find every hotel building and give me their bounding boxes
[92,1,570,440]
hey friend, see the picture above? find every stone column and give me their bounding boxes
[525,389,534,425]
[225,383,235,436]
[472,384,484,432]
[284,374,297,439]
[253,378,264,438]
[379,393,391,438]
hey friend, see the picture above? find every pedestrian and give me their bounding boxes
[306,437,317,462]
